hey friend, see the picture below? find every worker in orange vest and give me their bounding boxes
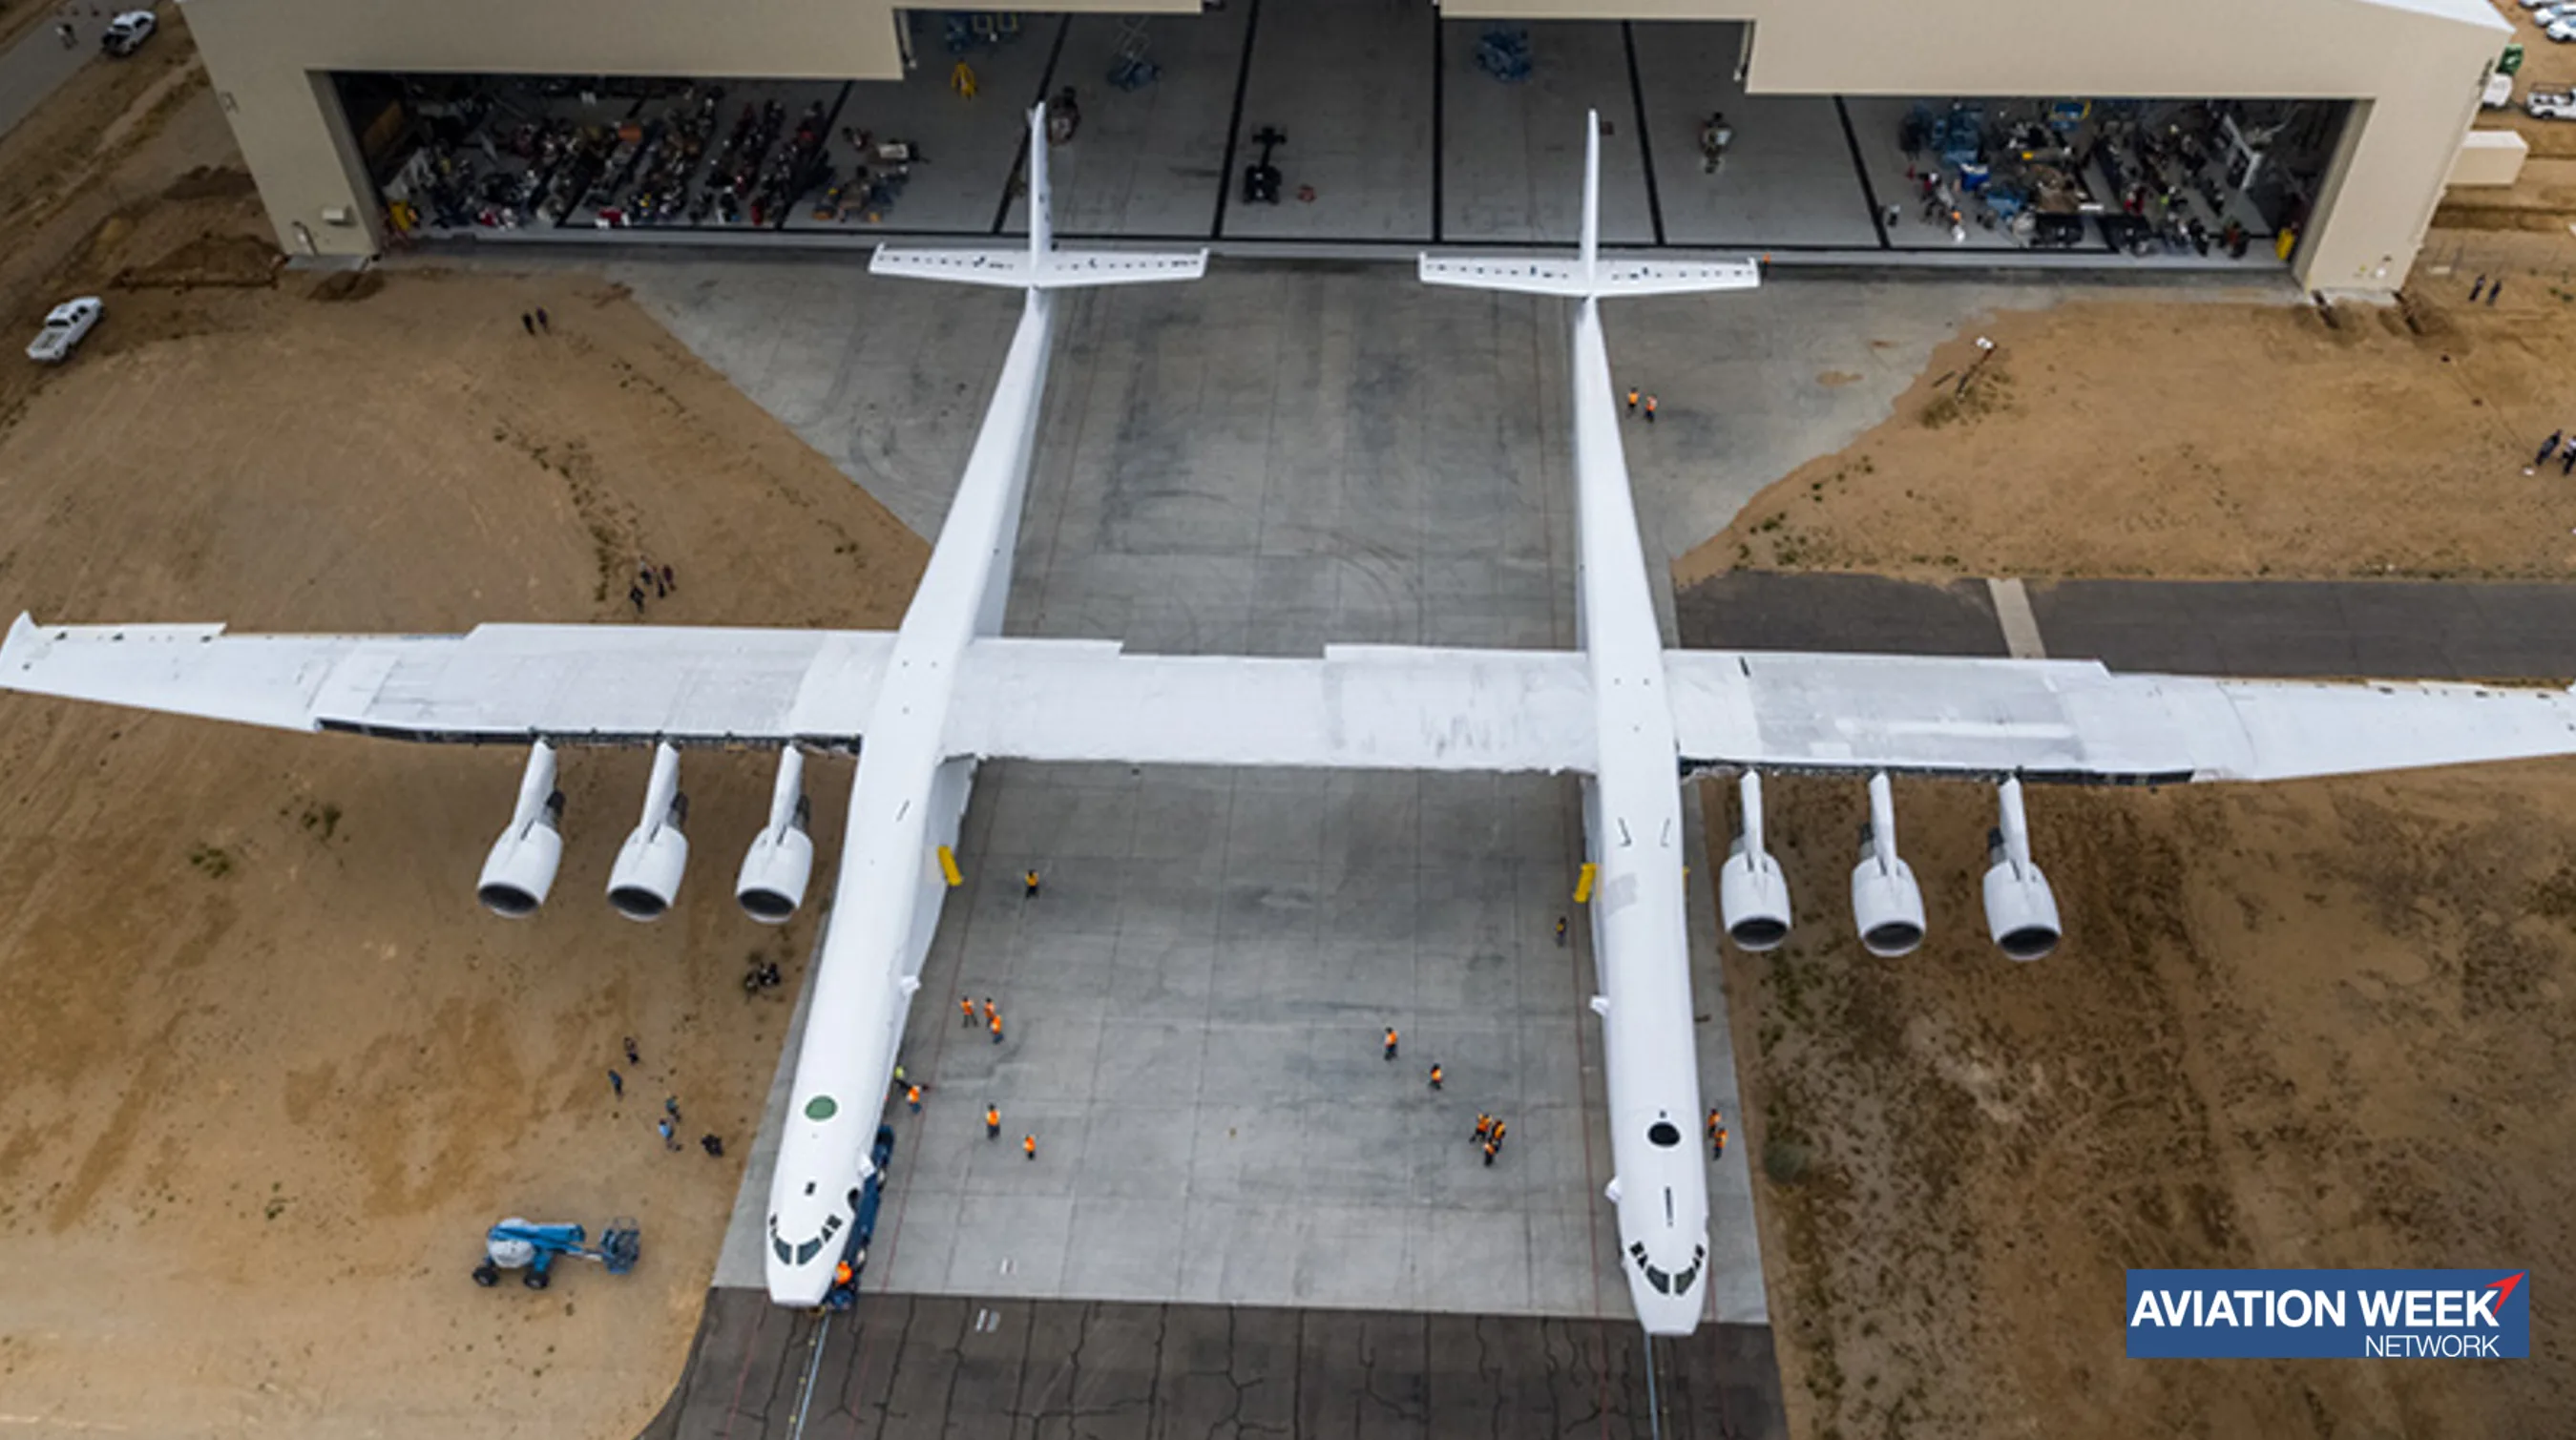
[961,996,975,1028]
[1712,1123,1728,1160]
[1482,1137,1498,1167]
[906,1083,923,1114]
[1022,1134,1037,1161]
[834,1260,854,1288]
[985,1104,1001,1138]
[1383,1026,1399,1061]
[1474,1113,1493,1142]
[1024,868,1041,898]
[990,1010,1005,1045]
[1625,386,1640,416]
[1427,1063,1443,1091]
[1643,395,1658,425]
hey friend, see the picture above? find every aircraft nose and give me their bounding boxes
[768,1262,829,1307]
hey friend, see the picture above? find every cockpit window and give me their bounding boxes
[1647,1121,1682,1148]
[773,1237,792,1264]
[795,1238,823,1264]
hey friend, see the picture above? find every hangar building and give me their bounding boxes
[178,0,2509,292]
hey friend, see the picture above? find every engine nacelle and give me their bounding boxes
[736,749,814,924]
[1849,771,1926,957]
[1981,778,2061,961]
[477,742,565,918]
[607,742,690,922]
[1717,772,1791,951]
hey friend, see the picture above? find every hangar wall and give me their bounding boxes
[180,0,1197,257]
[1444,0,2507,293]
[187,0,2504,289]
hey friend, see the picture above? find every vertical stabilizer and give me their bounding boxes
[870,99,1207,289]
[1579,109,1602,288]
[1417,112,1759,299]
[1026,103,1053,266]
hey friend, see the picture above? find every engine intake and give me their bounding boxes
[1848,771,1926,957]
[607,742,690,922]
[1717,772,1791,951]
[477,742,564,918]
[736,749,814,924]
[1981,779,2062,961]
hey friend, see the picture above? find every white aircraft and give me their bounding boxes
[10,106,2576,1336]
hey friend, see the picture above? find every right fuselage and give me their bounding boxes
[1568,297,1710,1336]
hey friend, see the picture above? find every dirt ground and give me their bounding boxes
[1706,765,2576,1439]
[0,136,926,1440]
[1681,287,2576,585]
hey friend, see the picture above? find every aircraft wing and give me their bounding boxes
[948,638,1597,773]
[1665,650,2576,783]
[0,616,895,744]
[1419,255,1760,300]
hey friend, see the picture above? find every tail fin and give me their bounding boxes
[1419,110,1758,300]
[1026,102,1053,269]
[872,101,1207,291]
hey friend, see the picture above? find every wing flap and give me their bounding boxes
[950,639,1597,773]
[1666,649,2576,783]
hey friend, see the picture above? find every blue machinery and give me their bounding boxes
[472,1217,642,1290]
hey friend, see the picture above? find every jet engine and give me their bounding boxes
[1717,771,1792,950]
[1980,778,2062,961]
[476,741,565,918]
[607,742,690,921]
[1848,771,1926,957]
[735,749,815,924]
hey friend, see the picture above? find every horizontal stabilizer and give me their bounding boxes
[871,245,1206,290]
[1419,254,1760,300]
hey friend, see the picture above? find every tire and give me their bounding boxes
[472,1263,500,1287]
[524,1266,551,1290]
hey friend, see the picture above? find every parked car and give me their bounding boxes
[2531,88,2576,118]
[2485,72,2516,109]
[100,10,154,57]
[26,298,102,365]
[2548,16,2576,42]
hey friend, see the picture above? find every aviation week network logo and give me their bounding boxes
[2126,1269,2529,1359]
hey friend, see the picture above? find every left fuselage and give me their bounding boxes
[764,289,1057,1304]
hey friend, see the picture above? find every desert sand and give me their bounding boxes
[0,188,925,1437]
[1684,288,2576,585]
[1709,766,2576,1438]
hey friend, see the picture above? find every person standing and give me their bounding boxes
[1383,1026,1399,1061]
[1024,868,1041,898]
[1427,1063,1444,1091]
[962,996,977,1028]
[1554,915,1568,947]
[1474,1113,1493,1142]
[664,1096,681,1124]
[981,997,996,1026]
[658,1117,679,1151]
[660,564,676,595]
[990,1010,1005,1045]
[2538,431,2563,469]
[629,584,646,616]
[624,1036,640,1067]
[907,1083,923,1114]
[1643,395,1658,425]
[1707,1107,1725,1158]
[1711,1123,1728,1160]
[986,1104,1002,1138]
[535,307,552,334]
[2561,446,2575,479]
[1490,1118,1508,1150]
[1022,1134,1037,1161]
[1482,1137,1498,1167]
[1625,387,1640,416]
[608,1069,624,1099]
[520,312,535,335]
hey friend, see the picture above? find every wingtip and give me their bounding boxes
[0,613,39,673]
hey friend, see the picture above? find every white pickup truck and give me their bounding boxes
[26,298,102,365]
[2531,88,2576,119]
